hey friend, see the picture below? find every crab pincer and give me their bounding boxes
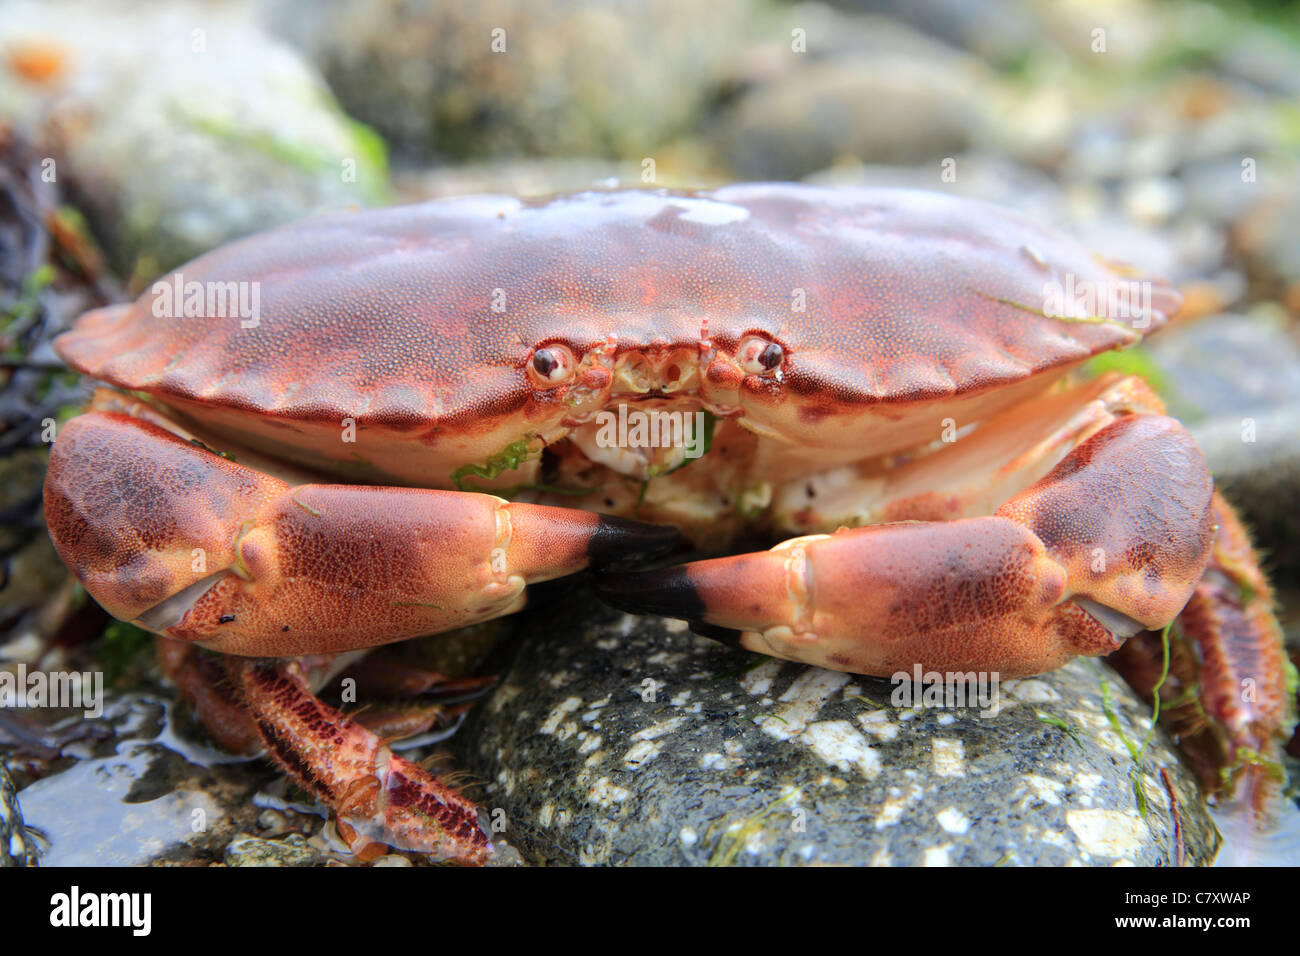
[44,409,682,658]
[599,412,1217,678]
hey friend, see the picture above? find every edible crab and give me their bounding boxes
[43,184,1294,863]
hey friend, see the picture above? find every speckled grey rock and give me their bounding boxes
[224,832,322,867]
[1147,312,1300,576]
[456,581,1219,866]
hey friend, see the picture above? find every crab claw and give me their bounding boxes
[45,410,681,657]
[598,414,1217,678]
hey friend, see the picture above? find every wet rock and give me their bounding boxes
[0,758,35,866]
[4,616,519,867]
[19,744,229,866]
[456,580,1219,866]
[267,0,757,163]
[224,832,322,867]
[0,0,388,277]
[1147,311,1300,576]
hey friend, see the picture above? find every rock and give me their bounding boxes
[0,451,70,617]
[266,0,757,163]
[1235,177,1300,300]
[1181,156,1273,228]
[224,832,322,867]
[0,758,35,866]
[1149,312,1300,419]
[717,40,1000,180]
[1212,25,1300,98]
[1025,0,1175,67]
[749,4,988,68]
[1147,311,1300,576]
[456,579,1220,866]
[823,0,1043,66]
[0,0,388,278]
[393,158,647,205]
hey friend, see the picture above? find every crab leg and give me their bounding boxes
[158,638,498,859]
[1108,492,1296,813]
[156,640,262,755]
[598,413,1217,678]
[45,410,680,657]
[228,657,491,863]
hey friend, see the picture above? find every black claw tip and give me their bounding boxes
[686,620,745,649]
[595,565,706,616]
[587,515,686,568]
[597,567,744,648]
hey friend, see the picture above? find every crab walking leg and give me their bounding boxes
[157,639,493,857]
[226,657,491,864]
[1109,492,1297,812]
[44,411,681,657]
[770,373,1166,533]
[599,413,1217,679]
[156,640,263,755]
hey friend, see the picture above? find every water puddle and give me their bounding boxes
[17,693,235,865]
[18,740,227,865]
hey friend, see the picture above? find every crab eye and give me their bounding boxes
[738,336,785,376]
[528,345,576,387]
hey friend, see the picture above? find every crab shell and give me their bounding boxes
[55,184,1180,489]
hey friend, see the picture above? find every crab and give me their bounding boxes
[43,184,1294,864]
